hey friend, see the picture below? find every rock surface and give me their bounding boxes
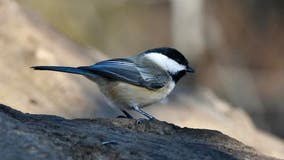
[0,104,278,160]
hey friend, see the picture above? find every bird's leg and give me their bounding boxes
[133,105,157,123]
[117,109,134,119]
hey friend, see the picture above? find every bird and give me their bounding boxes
[32,47,194,122]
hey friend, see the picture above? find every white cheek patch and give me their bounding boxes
[144,52,186,74]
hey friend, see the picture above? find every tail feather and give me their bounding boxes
[31,66,93,76]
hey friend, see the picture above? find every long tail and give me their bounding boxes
[31,66,93,76]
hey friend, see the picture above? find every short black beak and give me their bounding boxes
[186,66,195,73]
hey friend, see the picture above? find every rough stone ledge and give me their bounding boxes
[0,104,278,160]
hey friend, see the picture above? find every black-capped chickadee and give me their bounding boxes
[32,47,194,121]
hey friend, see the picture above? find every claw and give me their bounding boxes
[136,118,148,124]
[117,110,133,119]
[135,117,157,124]
[116,115,128,118]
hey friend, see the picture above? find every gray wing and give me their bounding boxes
[78,58,169,90]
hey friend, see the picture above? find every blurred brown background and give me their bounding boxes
[17,0,284,138]
[1,0,284,158]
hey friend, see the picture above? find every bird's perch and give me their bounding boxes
[0,104,278,160]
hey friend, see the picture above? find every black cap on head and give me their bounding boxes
[144,47,189,66]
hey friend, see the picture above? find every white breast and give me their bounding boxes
[98,80,175,110]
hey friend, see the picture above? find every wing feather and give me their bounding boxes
[78,58,168,90]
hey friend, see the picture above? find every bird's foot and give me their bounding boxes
[117,110,133,119]
[116,115,130,119]
[136,118,148,124]
[135,117,157,124]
